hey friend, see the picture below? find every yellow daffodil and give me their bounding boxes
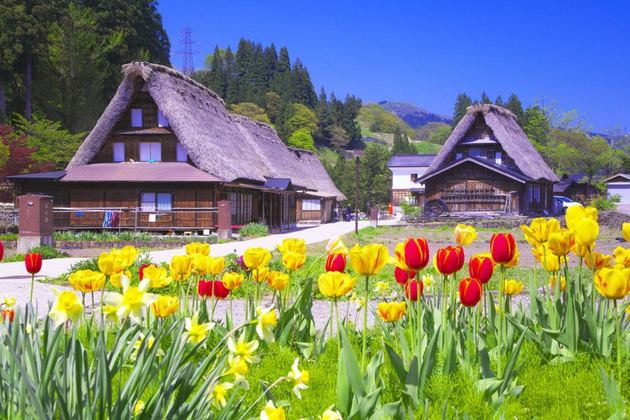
[256,306,277,343]
[253,266,270,283]
[282,251,306,271]
[623,222,630,242]
[454,224,477,246]
[142,265,172,289]
[103,304,119,324]
[318,272,356,299]
[548,229,575,257]
[2,297,16,308]
[225,355,249,385]
[130,333,164,361]
[243,247,272,270]
[549,274,567,292]
[267,271,289,290]
[320,406,343,420]
[613,246,630,268]
[222,272,244,290]
[133,400,145,416]
[377,301,406,322]
[566,204,598,231]
[520,217,561,247]
[260,400,286,420]
[574,218,599,249]
[185,241,210,256]
[210,382,234,409]
[421,274,434,288]
[109,270,132,289]
[104,277,157,324]
[326,236,348,255]
[68,269,105,293]
[349,292,366,309]
[594,266,630,300]
[374,281,389,294]
[585,252,612,271]
[48,290,83,327]
[277,238,306,255]
[170,255,194,281]
[349,243,389,276]
[151,295,178,318]
[184,313,214,344]
[503,279,524,296]
[227,335,260,364]
[287,358,310,399]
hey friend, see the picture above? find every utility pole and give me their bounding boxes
[353,150,364,234]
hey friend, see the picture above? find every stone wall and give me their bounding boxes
[0,203,17,231]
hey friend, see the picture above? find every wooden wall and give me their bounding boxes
[92,134,184,163]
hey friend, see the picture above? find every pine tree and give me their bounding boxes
[289,59,317,108]
[235,39,254,102]
[495,95,505,106]
[224,47,239,103]
[208,46,227,98]
[506,93,525,124]
[523,105,551,146]
[452,93,472,127]
[272,47,291,99]
[314,87,332,146]
[481,92,492,104]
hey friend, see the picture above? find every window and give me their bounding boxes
[176,143,188,162]
[228,192,253,224]
[495,151,502,165]
[113,142,125,162]
[410,173,418,182]
[157,110,169,127]
[301,199,321,211]
[141,192,172,211]
[131,108,143,128]
[139,142,162,162]
[455,152,463,160]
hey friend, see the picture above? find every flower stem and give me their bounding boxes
[498,265,505,378]
[614,300,622,392]
[361,275,369,372]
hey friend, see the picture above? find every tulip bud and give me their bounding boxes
[434,246,465,275]
[403,238,430,270]
[459,277,482,307]
[25,252,43,275]
[490,233,516,264]
[468,255,494,284]
[1,308,14,323]
[325,253,346,272]
[405,279,423,301]
[394,266,415,285]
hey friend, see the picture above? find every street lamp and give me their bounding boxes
[352,149,364,235]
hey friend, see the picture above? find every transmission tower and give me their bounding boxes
[176,26,198,75]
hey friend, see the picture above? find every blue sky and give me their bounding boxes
[158,1,630,131]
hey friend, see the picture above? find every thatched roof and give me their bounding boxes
[68,62,345,200]
[424,104,559,182]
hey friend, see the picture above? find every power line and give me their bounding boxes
[175,26,199,75]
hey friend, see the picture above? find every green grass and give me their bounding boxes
[412,141,441,154]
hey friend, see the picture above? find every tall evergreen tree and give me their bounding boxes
[481,91,492,104]
[272,47,291,99]
[208,46,227,98]
[235,39,254,102]
[314,87,332,146]
[495,95,505,107]
[452,93,472,127]
[289,59,316,108]
[506,93,525,124]
[224,47,238,104]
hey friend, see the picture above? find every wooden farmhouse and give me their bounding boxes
[9,62,345,233]
[418,104,559,215]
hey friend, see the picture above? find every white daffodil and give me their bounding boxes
[227,334,260,364]
[320,406,343,420]
[104,277,157,324]
[286,358,310,399]
[48,289,83,327]
[210,381,234,409]
[184,313,214,344]
[255,306,277,343]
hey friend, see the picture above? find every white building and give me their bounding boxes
[387,154,436,211]
[603,173,630,214]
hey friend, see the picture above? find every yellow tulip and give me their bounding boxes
[277,238,306,255]
[540,248,560,272]
[549,274,567,292]
[521,218,560,247]
[97,252,119,276]
[613,246,630,268]
[547,229,575,257]
[317,272,356,299]
[585,252,612,271]
[572,242,592,259]
[594,267,630,300]
[192,254,210,275]
[326,236,348,255]
[532,246,544,263]
[151,295,178,318]
[222,272,244,290]
[377,301,406,322]
[48,290,83,327]
[267,271,289,290]
[454,224,477,246]
[503,279,524,296]
[185,242,210,256]
[260,400,286,420]
[117,246,139,268]
[282,251,306,271]
[252,266,270,283]
[207,256,225,275]
[142,265,172,289]
[574,218,599,249]
[170,255,194,281]
[566,204,598,231]
[68,269,105,293]
[109,270,132,288]
[349,244,389,276]
[243,247,271,270]
[623,222,630,242]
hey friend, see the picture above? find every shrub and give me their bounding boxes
[590,194,620,211]
[239,223,269,238]
[400,200,421,218]
[1,245,70,263]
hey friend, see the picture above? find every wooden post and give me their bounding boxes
[217,199,232,240]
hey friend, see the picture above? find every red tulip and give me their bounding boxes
[405,279,423,301]
[435,246,465,275]
[198,280,230,299]
[1,309,14,323]
[459,277,482,307]
[394,266,415,285]
[403,238,430,270]
[468,255,494,284]
[0,240,4,262]
[138,264,151,280]
[25,253,43,275]
[490,233,516,265]
[325,253,346,272]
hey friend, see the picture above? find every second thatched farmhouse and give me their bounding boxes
[9,62,345,233]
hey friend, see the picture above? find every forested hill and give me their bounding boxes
[379,101,451,128]
[191,39,362,152]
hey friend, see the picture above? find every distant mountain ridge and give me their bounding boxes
[379,101,452,128]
